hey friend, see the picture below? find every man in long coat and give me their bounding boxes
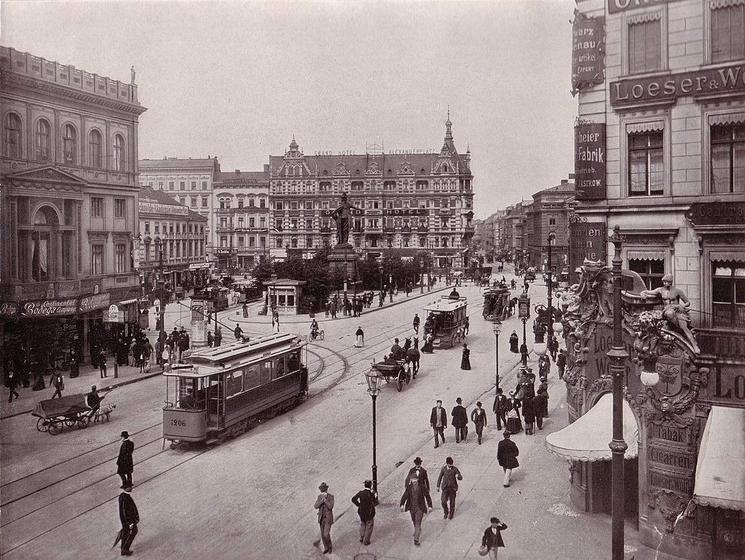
[451,397,469,443]
[497,431,520,487]
[400,472,432,546]
[117,431,134,488]
[492,388,508,431]
[429,400,448,448]
[351,480,377,545]
[314,482,334,554]
[117,485,139,556]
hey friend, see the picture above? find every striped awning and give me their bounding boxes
[627,250,666,262]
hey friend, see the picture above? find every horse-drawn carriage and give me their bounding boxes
[482,286,511,321]
[370,359,411,392]
[423,295,468,349]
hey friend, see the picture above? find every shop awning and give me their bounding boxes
[545,393,638,462]
[693,406,745,511]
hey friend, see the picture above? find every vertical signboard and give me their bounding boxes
[571,12,605,94]
[569,222,607,284]
[575,123,607,200]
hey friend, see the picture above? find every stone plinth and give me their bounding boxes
[328,243,357,279]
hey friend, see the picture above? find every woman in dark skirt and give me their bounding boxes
[461,343,471,370]
[521,395,536,435]
[509,331,519,354]
[421,333,434,353]
[505,392,523,434]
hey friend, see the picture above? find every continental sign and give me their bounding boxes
[608,0,682,14]
[611,63,745,107]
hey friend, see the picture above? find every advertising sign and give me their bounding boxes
[79,293,111,313]
[569,222,607,283]
[572,13,605,94]
[608,0,682,15]
[610,63,745,107]
[575,123,606,200]
[0,302,19,318]
[22,298,78,317]
[686,201,745,226]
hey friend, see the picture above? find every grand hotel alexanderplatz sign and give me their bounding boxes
[611,63,745,107]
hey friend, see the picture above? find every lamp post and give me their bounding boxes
[493,319,502,393]
[364,369,383,494]
[153,237,167,364]
[518,292,530,367]
[378,264,384,307]
[547,231,556,334]
[608,226,628,560]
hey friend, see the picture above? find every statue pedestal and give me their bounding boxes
[328,243,357,280]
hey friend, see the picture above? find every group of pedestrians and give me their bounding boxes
[429,398,492,447]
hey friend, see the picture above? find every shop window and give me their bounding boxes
[712,262,745,327]
[711,3,745,63]
[629,258,664,289]
[629,132,664,196]
[628,17,661,74]
[91,244,104,275]
[35,119,51,161]
[711,123,745,193]
[62,124,77,164]
[113,134,125,171]
[115,243,127,273]
[92,197,104,218]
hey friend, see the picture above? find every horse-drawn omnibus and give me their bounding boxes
[423,295,468,349]
[162,333,308,446]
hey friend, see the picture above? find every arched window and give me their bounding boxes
[3,113,22,158]
[88,129,103,168]
[62,124,77,164]
[113,134,125,171]
[35,119,51,161]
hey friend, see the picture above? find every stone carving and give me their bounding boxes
[640,274,699,353]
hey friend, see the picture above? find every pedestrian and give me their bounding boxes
[405,457,431,490]
[509,331,519,354]
[492,388,508,431]
[430,400,448,448]
[390,338,404,360]
[207,330,214,347]
[497,431,520,487]
[214,327,222,347]
[86,385,101,416]
[51,371,64,399]
[351,479,377,545]
[461,343,471,370]
[471,401,488,444]
[451,397,468,443]
[117,431,134,488]
[99,349,108,378]
[314,482,334,554]
[421,333,434,354]
[399,470,432,546]
[234,324,243,341]
[355,326,365,348]
[557,348,567,379]
[242,302,248,318]
[481,516,508,559]
[505,392,523,434]
[69,348,80,378]
[464,316,470,335]
[413,313,420,334]
[538,353,551,379]
[117,484,139,556]
[7,367,20,402]
[549,335,558,361]
[519,342,528,366]
[272,316,280,334]
[522,395,536,435]
[436,456,463,519]
[533,387,549,431]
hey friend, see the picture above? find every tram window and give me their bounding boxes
[260,361,272,384]
[273,356,287,379]
[244,365,261,390]
[287,351,300,372]
[226,370,243,397]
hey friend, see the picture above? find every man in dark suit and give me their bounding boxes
[451,397,468,443]
[117,431,134,488]
[482,516,508,559]
[118,485,139,556]
[470,401,488,444]
[351,480,378,545]
[492,388,508,431]
[436,456,463,519]
[430,400,447,448]
[314,482,334,554]
[400,471,432,546]
[497,431,520,487]
[405,457,430,491]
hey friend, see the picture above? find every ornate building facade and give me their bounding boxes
[212,168,270,271]
[0,46,146,370]
[268,118,475,270]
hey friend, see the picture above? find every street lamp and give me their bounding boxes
[364,369,383,494]
[378,264,384,307]
[518,292,530,367]
[608,226,629,560]
[546,231,556,344]
[492,319,502,393]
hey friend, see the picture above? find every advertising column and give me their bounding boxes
[191,299,207,347]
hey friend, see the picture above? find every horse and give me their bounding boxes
[406,337,420,378]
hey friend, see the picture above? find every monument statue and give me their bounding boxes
[330,192,358,246]
[640,273,699,352]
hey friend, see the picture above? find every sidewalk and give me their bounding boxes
[319,353,675,560]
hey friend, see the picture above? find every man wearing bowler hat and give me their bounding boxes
[117,484,139,556]
[117,431,134,488]
[314,482,335,554]
[351,479,378,545]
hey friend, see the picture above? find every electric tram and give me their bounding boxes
[162,333,308,446]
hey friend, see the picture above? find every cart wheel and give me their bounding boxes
[77,416,89,429]
[37,418,49,432]
[397,377,403,392]
[48,421,62,435]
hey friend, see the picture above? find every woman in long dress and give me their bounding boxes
[505,392,523,434]
[461,343,471,370]
[354,326,364,348]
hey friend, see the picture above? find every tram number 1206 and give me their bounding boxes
[170,418,187,427]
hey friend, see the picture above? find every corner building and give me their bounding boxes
[0,46,146,371]
[568,1,745,558]
[268,118,475,269]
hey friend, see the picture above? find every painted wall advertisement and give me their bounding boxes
[569,222,607,283]
[572,12,605,95]
[575,123,607,200]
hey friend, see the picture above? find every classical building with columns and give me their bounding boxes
[0,46,146,372]
[268,118,475,270]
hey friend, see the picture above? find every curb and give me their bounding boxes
[1,369,164,421]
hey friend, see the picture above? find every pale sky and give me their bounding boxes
[1,0,577,218]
